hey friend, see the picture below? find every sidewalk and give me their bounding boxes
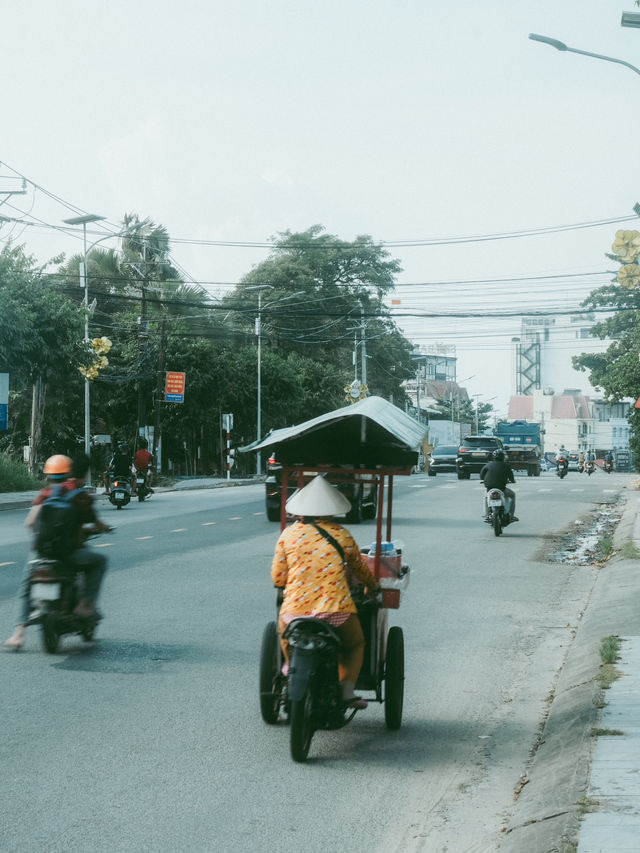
[0,476,260,512]
[502,487,640,852]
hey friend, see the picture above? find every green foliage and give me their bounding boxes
[0,452,41,491]
[573,264,640,469]
[1,221,418,479]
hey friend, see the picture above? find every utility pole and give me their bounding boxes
[360,305,367,388]
[153,319,167,472]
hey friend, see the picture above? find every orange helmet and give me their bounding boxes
[43,454,72,477]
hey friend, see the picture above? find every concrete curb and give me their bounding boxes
[501,490,640,852]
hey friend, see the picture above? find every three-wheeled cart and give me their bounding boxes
[243,396,427,753]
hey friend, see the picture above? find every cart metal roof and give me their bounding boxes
[240,396,426,470]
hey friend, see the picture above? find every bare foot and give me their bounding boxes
[4,628,25,650]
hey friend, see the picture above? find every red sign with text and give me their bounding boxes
[165,371,186,403]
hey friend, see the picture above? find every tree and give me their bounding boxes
[573,229,640,466]
[223,226,415,431]
[0,242,85,470]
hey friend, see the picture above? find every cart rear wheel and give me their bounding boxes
[259,621,280,724]
[290,687,314,762]
[384,626,404,730]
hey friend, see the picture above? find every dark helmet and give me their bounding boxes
[138,437,148,449]
[493,449,505,462]
[118,442,128,453]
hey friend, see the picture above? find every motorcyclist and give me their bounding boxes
[556,447,569,476]
[4,454,110,650]
[578,450,585,471]
[132,437,154,496]
[271,475,380,709]
[480,449,519,522]
[605,450,614,472]
[105,442,134,494]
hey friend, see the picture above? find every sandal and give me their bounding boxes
[344,697,368,710]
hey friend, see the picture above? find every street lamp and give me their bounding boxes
[247,286,304,475]
[529,32,640,77]
[63,216,137,485]
[63,214,106,484]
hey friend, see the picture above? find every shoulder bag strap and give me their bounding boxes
[310,522,346,564]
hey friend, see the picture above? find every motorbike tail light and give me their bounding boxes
[489,490,501,500]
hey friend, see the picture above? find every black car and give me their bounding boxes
[265,454,377,523]
[427,444,459,476]
[456,436,503,479]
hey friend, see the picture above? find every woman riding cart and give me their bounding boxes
[241,396,427,762]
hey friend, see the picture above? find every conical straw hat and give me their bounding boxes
[285,474,351,517]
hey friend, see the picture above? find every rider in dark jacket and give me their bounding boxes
[480,450,519,522]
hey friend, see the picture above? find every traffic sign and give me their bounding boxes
[165,371,186,403]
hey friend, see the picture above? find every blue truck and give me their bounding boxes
[493,421,542,477]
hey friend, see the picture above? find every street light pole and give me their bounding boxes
[529,33,640,77]
[247,286,304,475]
[63,214,106,485]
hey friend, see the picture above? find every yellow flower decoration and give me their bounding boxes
[618,264,640,289]
[612,230,640,263]
[78,336,112,380]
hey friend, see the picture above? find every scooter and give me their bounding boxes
[604,459,614,474]
[556,458,568,479]
[26,551,105,654]
[485,487,511,536]
[109,476,131,509]
[134,470,152,502]
[585,459,595,476]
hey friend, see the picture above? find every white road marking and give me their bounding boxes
[228,516,242,520]
[95,542,115,548]
[171,528,187,533]
[0,561,16,567]
[201,522,216,526]
[136,536,154,540]
[537,488,552,492]
[570,489,585,492]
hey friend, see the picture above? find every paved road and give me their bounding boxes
[0,472,632,852]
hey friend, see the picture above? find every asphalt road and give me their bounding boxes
[0,471,631,853]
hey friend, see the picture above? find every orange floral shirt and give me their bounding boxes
[271,520,377,617]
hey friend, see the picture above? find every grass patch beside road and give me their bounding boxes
[597,636,622,690]
[0,453,42,491]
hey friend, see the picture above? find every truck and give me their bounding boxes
[493,420,542,477]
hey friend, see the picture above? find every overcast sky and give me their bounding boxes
[2,0,639,417]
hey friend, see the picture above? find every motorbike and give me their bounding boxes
[556,458,568,479]
[485,487,511,536]
[585,459,595,476]
[134,470,151,501]
[260,587,404,762]
[604,458,614,474]
[109,476,131,509]
[25,534,108,653]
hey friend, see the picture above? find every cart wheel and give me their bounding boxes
[259,621,281,724]
[290,687,314,762]
[41,613,60,654]
[384,626,404,730]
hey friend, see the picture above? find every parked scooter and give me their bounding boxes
[109,477,131,509]
[484,487,511,536]
[556,457,568,479]
[25,531,110,653]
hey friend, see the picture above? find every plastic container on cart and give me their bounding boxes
[364,540,403,579]
[362,541,409,609]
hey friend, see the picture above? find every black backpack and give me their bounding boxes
[34,484,80,560]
